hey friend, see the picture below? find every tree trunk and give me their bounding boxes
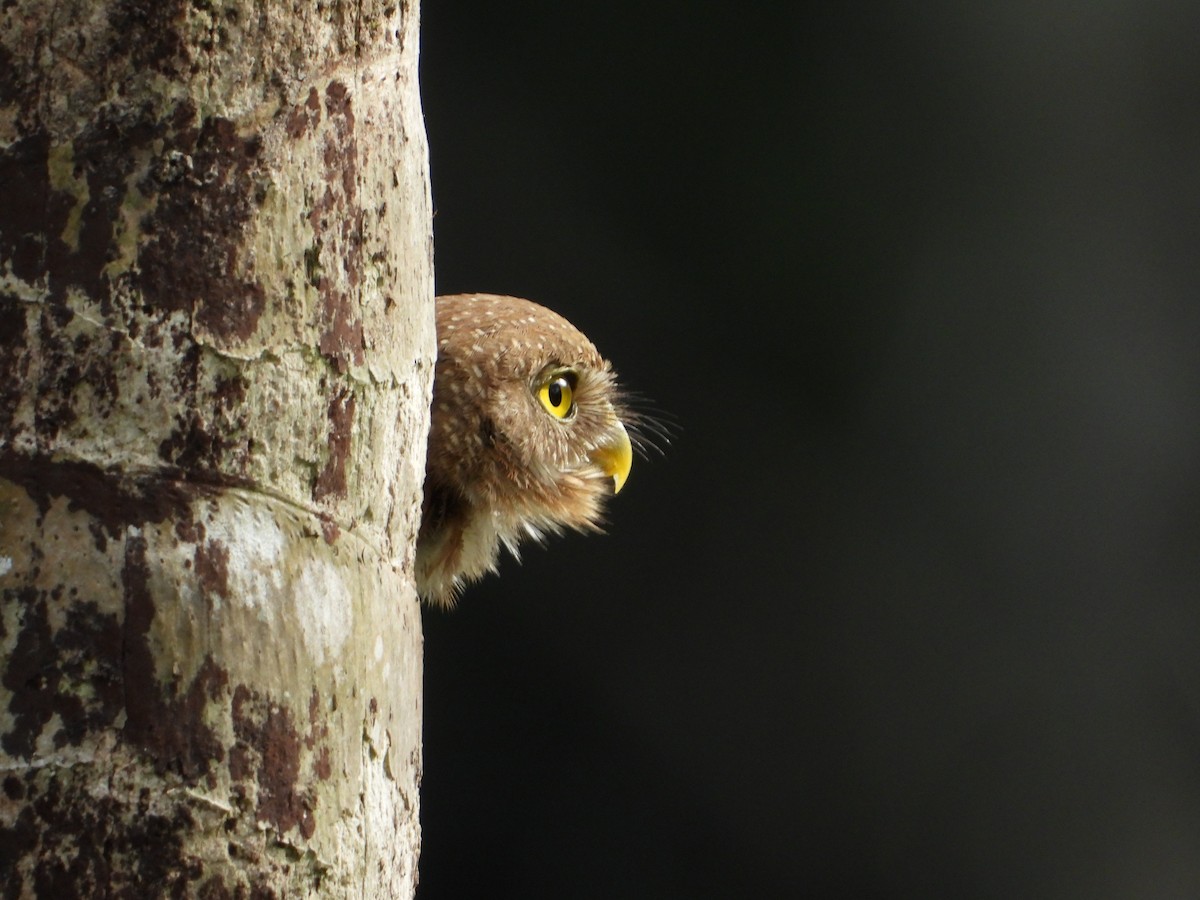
[0,1,431,895]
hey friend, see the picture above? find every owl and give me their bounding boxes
[415,293,642,606]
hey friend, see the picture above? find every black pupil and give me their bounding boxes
[548,380,564,408]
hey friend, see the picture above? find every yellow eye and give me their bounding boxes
[537,374,575,419]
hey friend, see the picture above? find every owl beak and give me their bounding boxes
[589,421,633,494]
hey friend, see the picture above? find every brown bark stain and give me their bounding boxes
[0,107,158,311]
[0,775,202,897]
[306,687,333,781]
[28,305,125,444]
[104,0,191,77]
[158,410,236,475]
[137,110,268,344]
[175,517,206,544]
[322,82,357,201]
[0,452,196,552]
[308,79,365,373]
[156,344,246,476]
[285,86,322,139]
[122,535,230,783]
[320,517,341,545]
[312,387,356,503]
[53,103,159,309]
[0,505,222,896]
[230,685,317,839]
[1,590,124,758]
[0,460,230,780]
[0,43,36,131]
[0,102,156,310]
[0,470,337,888]
[174,371,253,477]
[0,133,52,282]
[0,95,264,478]
[0,300,29,437]
[0,100,263,352]
[194,539,231,599]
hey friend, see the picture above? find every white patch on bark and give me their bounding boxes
[294,560,352,666]
[0,556,12,576]
[213,503,286,617]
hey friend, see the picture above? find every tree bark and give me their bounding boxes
[0,1,431,895]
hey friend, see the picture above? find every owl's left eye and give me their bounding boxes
[537,373,576,420]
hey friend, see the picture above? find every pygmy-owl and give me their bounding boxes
[416,293,636,606]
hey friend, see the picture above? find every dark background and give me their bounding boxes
[417,3,1200,897]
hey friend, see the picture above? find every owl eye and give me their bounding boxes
[537,373,576,420]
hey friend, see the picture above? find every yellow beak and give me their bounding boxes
[589,421,633,494]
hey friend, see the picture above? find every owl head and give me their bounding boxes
[416,293,635,605]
